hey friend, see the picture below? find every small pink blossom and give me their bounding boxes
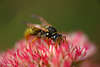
[0,32,96,67]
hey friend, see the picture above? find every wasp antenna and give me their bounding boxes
[32,14,49,26]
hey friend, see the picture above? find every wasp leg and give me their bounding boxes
[32,37,39,43]
[55,42,58,48]
[26,37,39,48]
[55,40,61,48]
[26,37,38,46]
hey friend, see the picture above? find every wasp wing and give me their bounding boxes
[32,14,52,26]
[26,23,48,32]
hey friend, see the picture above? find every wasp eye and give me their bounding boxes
[51,33,62,41]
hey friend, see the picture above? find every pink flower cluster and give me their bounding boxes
[0,32,96,67]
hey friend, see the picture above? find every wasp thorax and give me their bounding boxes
[47,26,57,33]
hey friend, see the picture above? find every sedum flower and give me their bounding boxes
[0,32,96,67]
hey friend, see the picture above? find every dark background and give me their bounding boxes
[0,0,100,62]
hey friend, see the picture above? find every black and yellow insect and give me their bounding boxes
[24,14,63,43]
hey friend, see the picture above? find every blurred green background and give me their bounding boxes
[0,0,100,56]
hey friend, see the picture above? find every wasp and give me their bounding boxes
[24,14,64,44]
